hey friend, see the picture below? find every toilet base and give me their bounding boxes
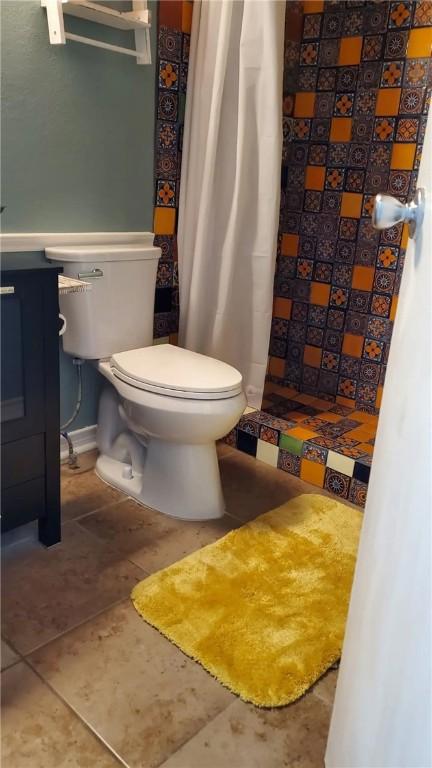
[95,439,226,521]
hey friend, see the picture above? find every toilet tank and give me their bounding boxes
[46,242,161,359]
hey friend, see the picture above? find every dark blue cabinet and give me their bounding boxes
[1,255,62,546]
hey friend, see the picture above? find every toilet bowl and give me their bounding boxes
[96,345,246,520]
[47,241,246,521]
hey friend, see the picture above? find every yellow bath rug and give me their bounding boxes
[131,493,362,707]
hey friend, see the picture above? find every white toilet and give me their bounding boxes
[47,241,246,520]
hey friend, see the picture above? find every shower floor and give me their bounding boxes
[226,382,377,507]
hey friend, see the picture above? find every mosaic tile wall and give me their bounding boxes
[153,0,192,340]
[268,0,432,413]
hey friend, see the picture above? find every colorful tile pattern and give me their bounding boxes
[226,384,380,507]
[271,0,432,414]
[153,0,193,339]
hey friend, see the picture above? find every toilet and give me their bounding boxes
[47,242,246,520]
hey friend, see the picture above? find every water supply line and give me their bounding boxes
[61,358,84,468]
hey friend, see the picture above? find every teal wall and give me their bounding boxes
[1,1,157,429]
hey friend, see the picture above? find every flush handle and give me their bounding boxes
[78,268,104,279]
[372,188,425,240]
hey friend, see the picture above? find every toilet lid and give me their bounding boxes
[110,344,243,400]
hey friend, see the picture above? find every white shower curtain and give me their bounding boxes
[178,0,285,408]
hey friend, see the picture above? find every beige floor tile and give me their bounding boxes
[2,522,145,655]
[1,662,120,767]
[1,639,19,671]
[79,497,239,574]
[311,668,338,708]
[219,449,330,523]
[61,466,122,522]
[160,692,331,768]
[30,600,234,768]
[216,441,235,459]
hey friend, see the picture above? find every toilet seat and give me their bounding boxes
[110,344,243,401]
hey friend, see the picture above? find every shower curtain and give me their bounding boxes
[177,0,285,408]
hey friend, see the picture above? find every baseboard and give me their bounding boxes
[60,424,97,460]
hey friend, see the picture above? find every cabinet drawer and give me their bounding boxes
[1,434,45,489]
[1,477,45,532]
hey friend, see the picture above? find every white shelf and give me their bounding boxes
[62,1,150,31]
[41,0,152,64]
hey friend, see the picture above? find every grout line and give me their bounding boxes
[154,698,239,768]
[1,636,24,672]
[64,496,125,524]
[0,656,21,672]
[22,595,135,658]
[23,657,128,767]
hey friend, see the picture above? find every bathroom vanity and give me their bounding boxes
[1,253,62,545]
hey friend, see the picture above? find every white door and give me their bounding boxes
[325,116,432,766]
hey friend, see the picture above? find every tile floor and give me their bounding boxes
[1,445,355,768]
[226,381,378,507]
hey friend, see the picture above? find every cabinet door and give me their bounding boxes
[1,275,45,442]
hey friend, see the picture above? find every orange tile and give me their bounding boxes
[340,192,363,218]
[284,411,309,423]
[182,0,193,33]
[390,296,398,321]
[302,0,324,12]
[351,411,378,428]
[330,117,352,142]
[268,357,285,378]
[159,0,183,27]
[300,459,326,487]
[352,265,375,291]
[391,143,417,170]
[276,386,299,398]
[310,282,331,306]
[407,27,432,58]
[344,427,373,441]
[376,386,384,409]
[273,297,292,319]
[338,36,362,65]
[401,224,409,249]
[305,165,326,191]
[360,427,376,441]
[154,207,176,235]
[281,233,299,257]
[310,398,334,411]
[321,412,343,423]
[293,393,316,405]
[287,426,319,441]
[358,443,374,456]
[336,395,356,408]
[342,333,364,358]
[303,345,322,368]
[294,92,316,118]
[375,88,401,116]
[285,4,303,42]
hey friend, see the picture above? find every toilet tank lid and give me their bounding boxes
[45,244,161,262]
[111,344,243,395]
